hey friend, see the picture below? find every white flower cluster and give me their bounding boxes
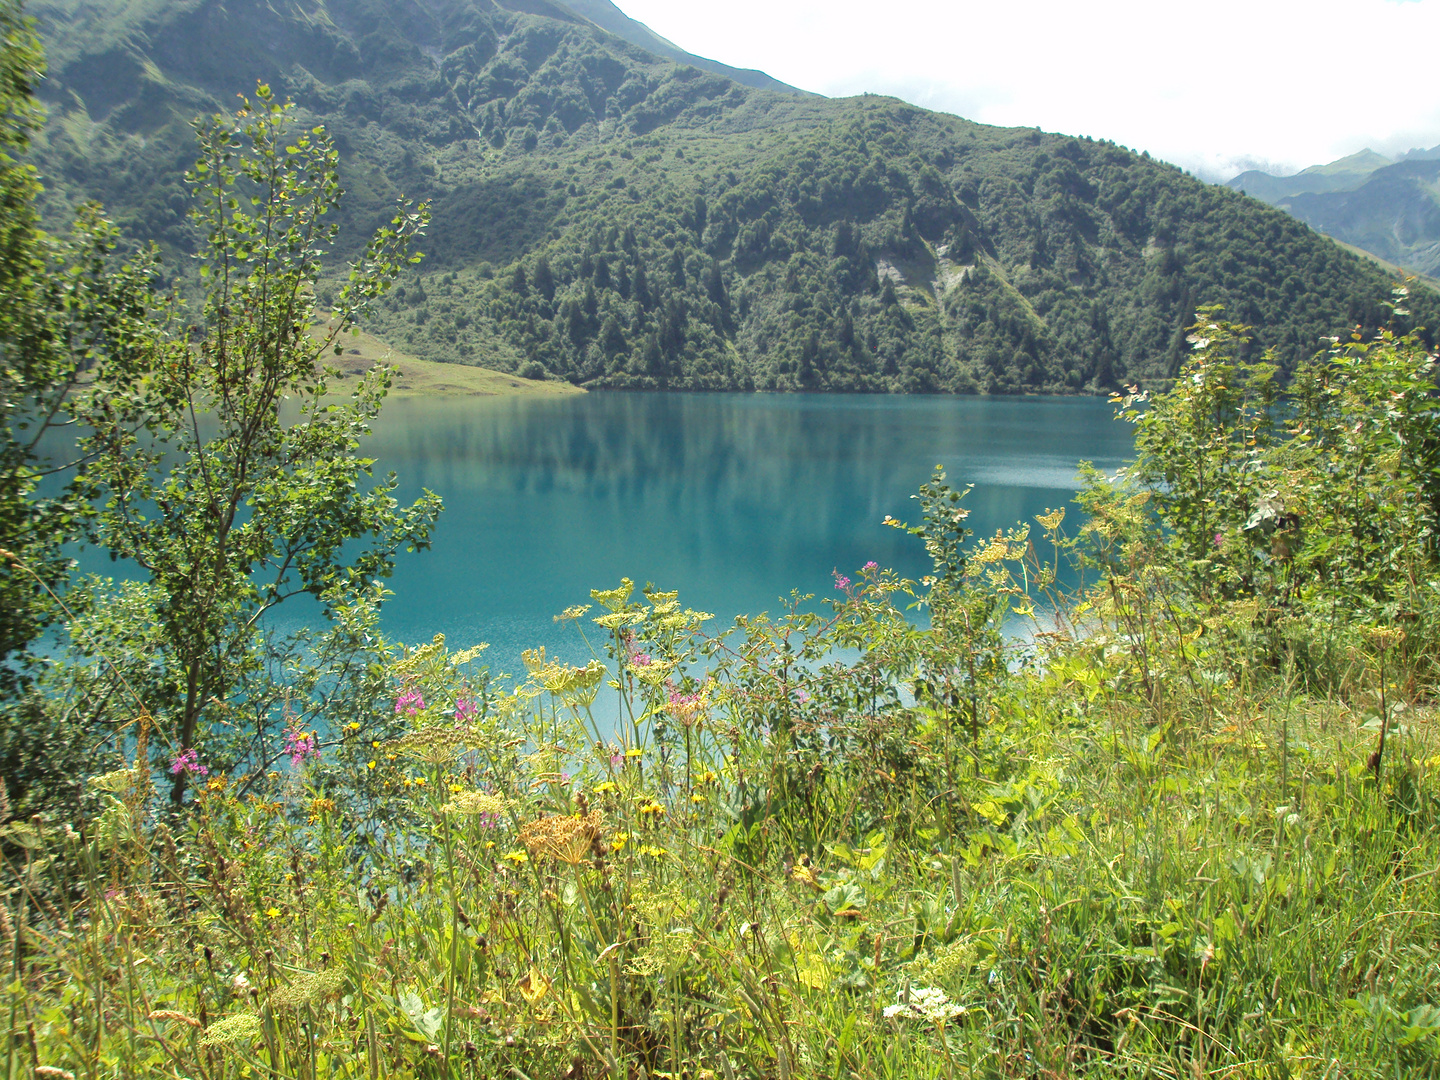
[882,985,965,1023]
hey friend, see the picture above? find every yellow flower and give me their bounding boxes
[640,800,666,817]
[345,722,361,732]
[691,793,704,804]
[517,968,550,1005]
[625,748,644,759]
[265,907,281,919]
[366,760,377,770]
[695,770,718,786]
[610,832,629,852]
[1035,507,1065,532]
[640,845,667,858]
[594,781,618,794]
[503,850,528,865]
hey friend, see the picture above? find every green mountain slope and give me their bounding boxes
[27,0,1437,392]
[1228,145,1440,279]
[1229,149,1396,203]
[555,0,807,96]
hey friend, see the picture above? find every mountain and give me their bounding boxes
[26,0,1437,393]
[1229,149,1396,203]
[553,0,807,96]
[1229,145,1440,279]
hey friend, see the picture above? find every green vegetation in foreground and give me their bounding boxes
[26,0,1440,392]
[8,6,1440,1077]
[311,316,583,398]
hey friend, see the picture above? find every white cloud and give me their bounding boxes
[616,0,1440,178]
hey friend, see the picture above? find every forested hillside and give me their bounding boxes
[29,0,1438,391]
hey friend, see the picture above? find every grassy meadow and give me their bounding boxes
[310,316,583,399]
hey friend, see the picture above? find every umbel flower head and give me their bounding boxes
[199,1013,262,1048]
[883,986,965,1024]
[519,810,605,865]
[442,791,508,818]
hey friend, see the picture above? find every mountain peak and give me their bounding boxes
[554,0,809,95]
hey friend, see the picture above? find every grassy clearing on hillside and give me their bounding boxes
[311,317,582,398]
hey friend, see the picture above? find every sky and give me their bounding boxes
[616,0,1440,181]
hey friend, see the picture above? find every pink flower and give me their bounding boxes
[169,748,208,777]
[833,572,850,591]
[395,689,425,716]
[793,688,812,704]
[630,651,653,668]
[284,726,318,768]
[863,560,878,571]
[455,698,477,723]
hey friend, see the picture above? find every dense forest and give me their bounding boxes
[27,0,1438,392]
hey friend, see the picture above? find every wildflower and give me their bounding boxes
[206,777,227,792]
[695,770,718,786]
[625,747,644,759]
[793,688,811,704]
[883,986,965,1023]
[169,749,208,777]
[35,1068,77,1080]
[394,688,426,716]
[833,571,850,590]
[610,753,624,767]
[594,781,618,795]
[610,832,629,852]
[199,1013,263,1048]
[640,844,667,858]
[863,560,879,571]
[366,760,377,770]
[454,697,478,723]
[517,967,550,1005]
[639,800,666,818]
[442,791,507,818]
[284,725,318,768]
[502,849,528,865]
[231,972,252,993]
[667,689,705,727]
[307,797,337,823]
[270,970,346,1009]
[265,907,282,919]
[1214,531,1224,548]
[519,811,605,865]
[791,861,820,889]
[1036,507,1066,532]
[690,793,704,804]
[630,651,653,668]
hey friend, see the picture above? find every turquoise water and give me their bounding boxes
[313,392,1135,674]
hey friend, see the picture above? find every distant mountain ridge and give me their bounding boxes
[1229,145,1440,277]
[23,0,1437,393]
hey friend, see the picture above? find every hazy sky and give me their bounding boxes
[616,0,1440,180]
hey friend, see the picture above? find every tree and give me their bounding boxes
[74,86,440,802]
[0,0,157,686]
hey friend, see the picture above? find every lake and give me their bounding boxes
[303,392,1136,675]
